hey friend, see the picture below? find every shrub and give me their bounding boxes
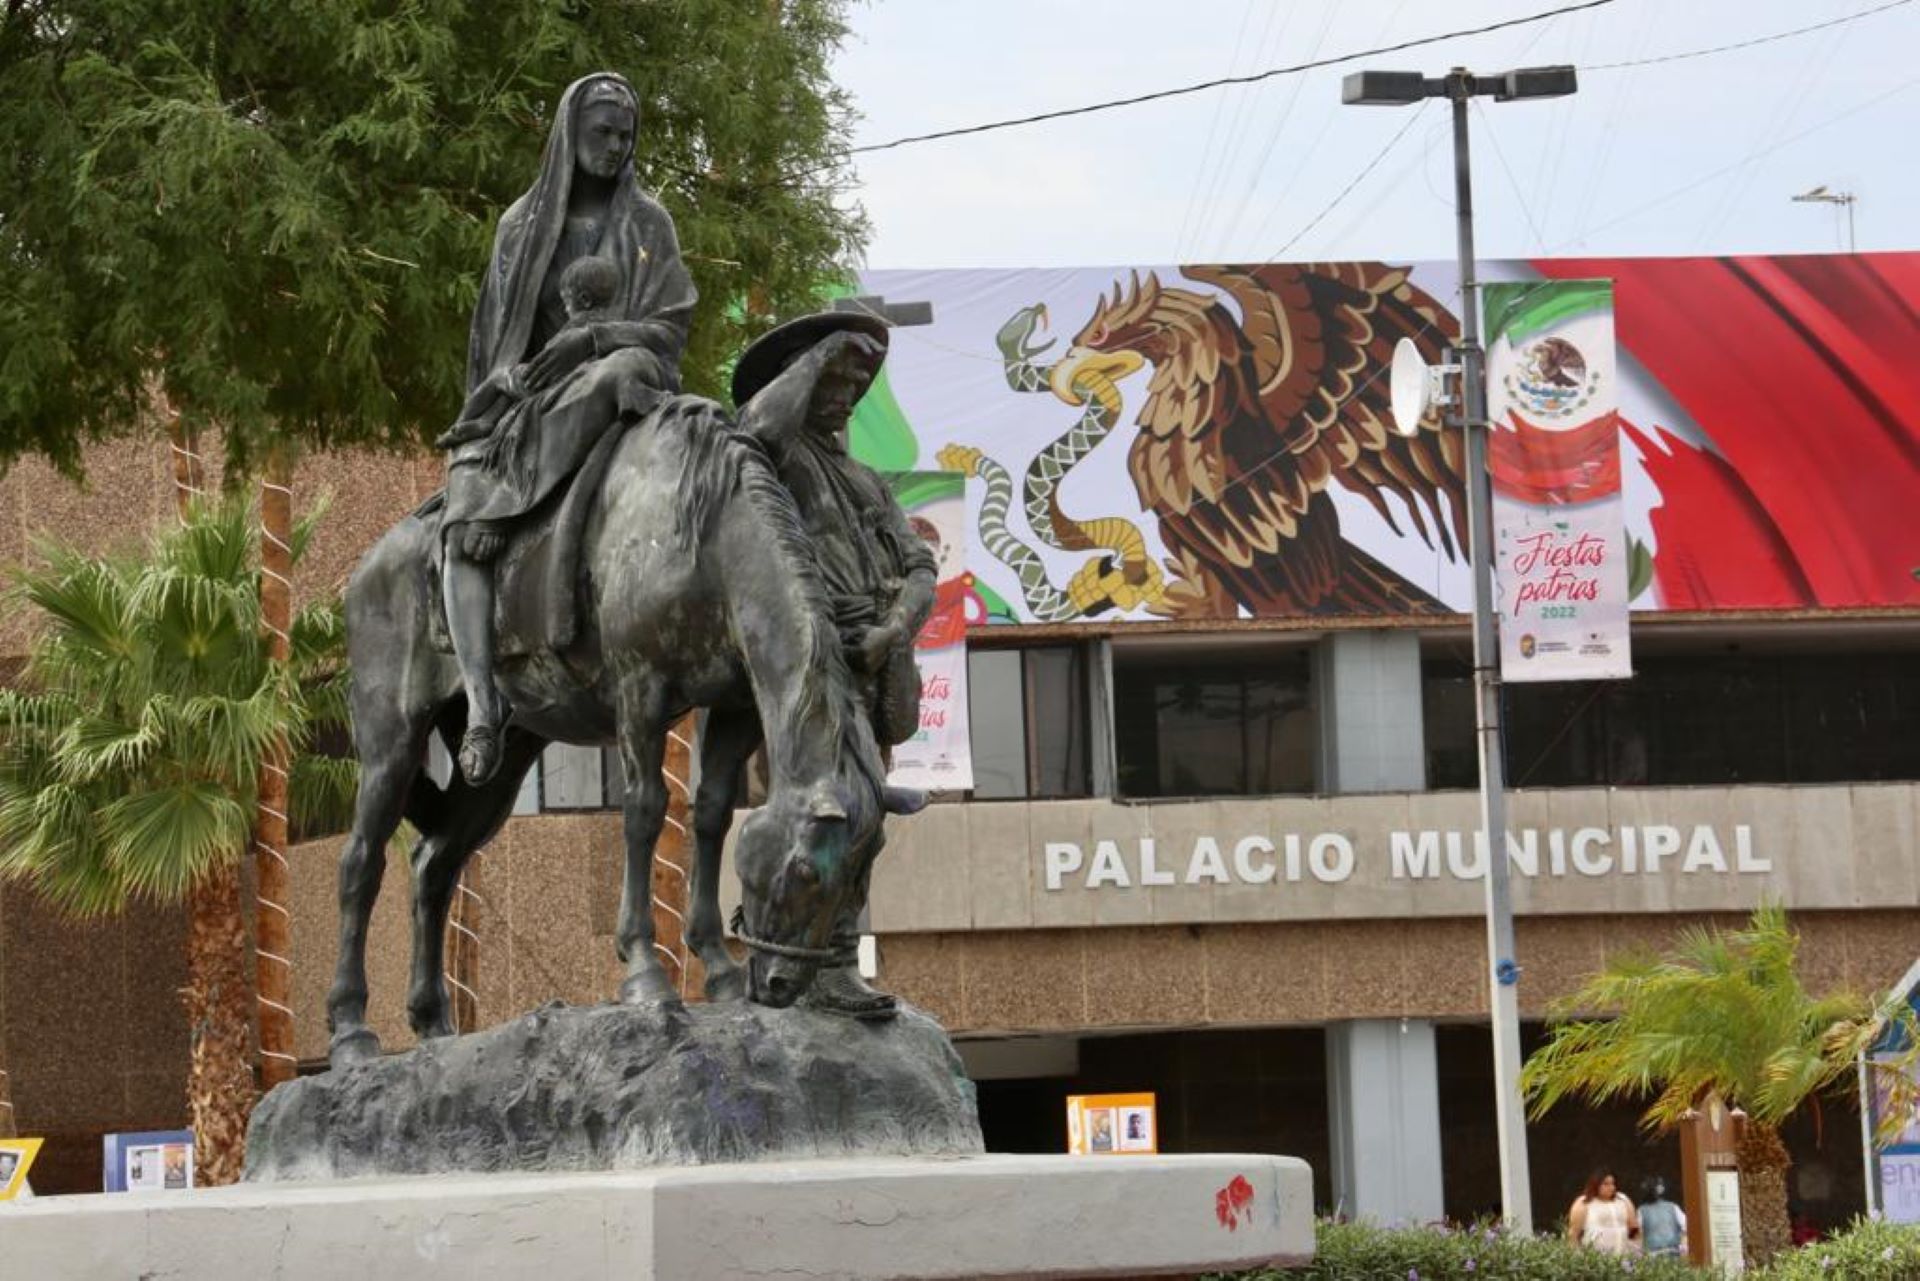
[1216,1217,1920,1280]
[1220,1219,1707,1280]
[1760,1218,1920,1280]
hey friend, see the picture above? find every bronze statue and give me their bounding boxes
[439,72,695,789]
[325,74,933,1066]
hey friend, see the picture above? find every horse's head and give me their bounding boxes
[731,776,884,1006]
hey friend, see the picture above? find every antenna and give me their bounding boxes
[1389,338,1457,437]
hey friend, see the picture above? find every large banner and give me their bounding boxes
[850,256,1920,628]
[883,471,978,792]
[1485,279,1632,682]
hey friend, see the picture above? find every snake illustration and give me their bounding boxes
[934,304,1163,620]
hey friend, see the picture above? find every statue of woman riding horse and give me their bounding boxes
[325,72,930,1068]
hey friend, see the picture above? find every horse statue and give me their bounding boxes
[325,396,899,1067]
[326,72,932,1069]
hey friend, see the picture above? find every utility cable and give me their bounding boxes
[832,0,1618,166]
[1549,70,1920,250]
[1269,100,1431,260]
[1588,0,1913,71]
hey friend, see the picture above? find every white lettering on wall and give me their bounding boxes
[1683,825,1728,873]
[1088,840,1131,888]
[1036,823,1778,892]
[1044,842,1083,891]
[1233,835,1276,884]
[1139,838,1176,887]
[1186,836,1230,885]
[1571,827,1613,876]
[1308,834,1355,883]
[1392,830,1441,880]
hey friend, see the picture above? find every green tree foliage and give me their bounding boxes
[0,498,350,911]
[1521,904,1898,1134]
[0,0,867,474]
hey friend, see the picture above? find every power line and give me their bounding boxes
[1550,70,1920,251]
[1270,100,1430,261]
[837,0,1618,164]
[1589,0,1913,71]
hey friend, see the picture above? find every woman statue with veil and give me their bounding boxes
[440,72,698,786]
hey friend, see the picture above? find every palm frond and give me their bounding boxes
[98,780,251,902]
[289,752,359,838]
[1524,905,1875,1133]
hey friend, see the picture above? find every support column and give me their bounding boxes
[1312,631,1425,794]
[1326,1018,1445,1225]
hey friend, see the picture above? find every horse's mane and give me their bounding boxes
[663,399,888,817]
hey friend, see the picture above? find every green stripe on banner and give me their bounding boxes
[1484,278,1612,346]
[849,364,920,470]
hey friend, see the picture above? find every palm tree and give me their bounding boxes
[0,500,351,1183]
[1521,903,1911,1265]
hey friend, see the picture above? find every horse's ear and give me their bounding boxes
[883,785,929,816]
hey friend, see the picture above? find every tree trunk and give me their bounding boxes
[160,388,206,522]
[1737,1122,1793,1266]
[253,450,297,1088]
[0,885,14,1141]
[184,863,257,1185]
[653,715,696,996]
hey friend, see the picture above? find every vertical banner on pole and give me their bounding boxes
[883,471,980,792]
[1484,280,1633,682]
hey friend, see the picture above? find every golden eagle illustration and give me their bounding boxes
[1038,263,1470,619]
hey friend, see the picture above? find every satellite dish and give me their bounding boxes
[1389,337,1434,437]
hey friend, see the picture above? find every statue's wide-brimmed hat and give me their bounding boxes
[731,311,889,408]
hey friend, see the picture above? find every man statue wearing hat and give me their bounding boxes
[732,311,936,1017]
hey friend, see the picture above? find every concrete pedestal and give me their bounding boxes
[1,1153,1313,1279]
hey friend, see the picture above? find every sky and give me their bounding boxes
[830,0,1920,268]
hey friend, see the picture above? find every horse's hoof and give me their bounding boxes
[411,1015,456,1041]
[329,1027,382,1069]
[620,971,681,1007]
[704,967,748,1003]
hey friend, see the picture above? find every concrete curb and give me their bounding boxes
[0,1152,1314,1279]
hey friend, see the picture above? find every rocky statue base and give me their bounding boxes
[246,998,982,1181]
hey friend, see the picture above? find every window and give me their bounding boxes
[1424,648,1920,789]
[540,743,623,811]
[966,645,1093,800]
[1113,643,1315,799]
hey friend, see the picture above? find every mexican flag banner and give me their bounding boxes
[1485,280,1633,682]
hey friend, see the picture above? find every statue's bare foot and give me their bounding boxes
[458,724,504,786]
[803,965,899,1021]
[463,526,506,561]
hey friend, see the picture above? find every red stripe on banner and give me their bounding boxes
[1535,255,1920,609]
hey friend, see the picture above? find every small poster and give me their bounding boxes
[883,471,979,793]
[102,1129,194,1193]
[1066,1092,1157,1156]
[0,1137,42,1202]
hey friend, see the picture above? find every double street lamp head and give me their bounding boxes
[1341,65,1578,106]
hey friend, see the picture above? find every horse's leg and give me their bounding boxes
[687,705,762,1002]
[326,698,435,1067]
[613,677,677,1006]
[405,727,545,1040]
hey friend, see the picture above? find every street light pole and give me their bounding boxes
[1344,62,1576,1235]
[1446,71,1533,1238]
